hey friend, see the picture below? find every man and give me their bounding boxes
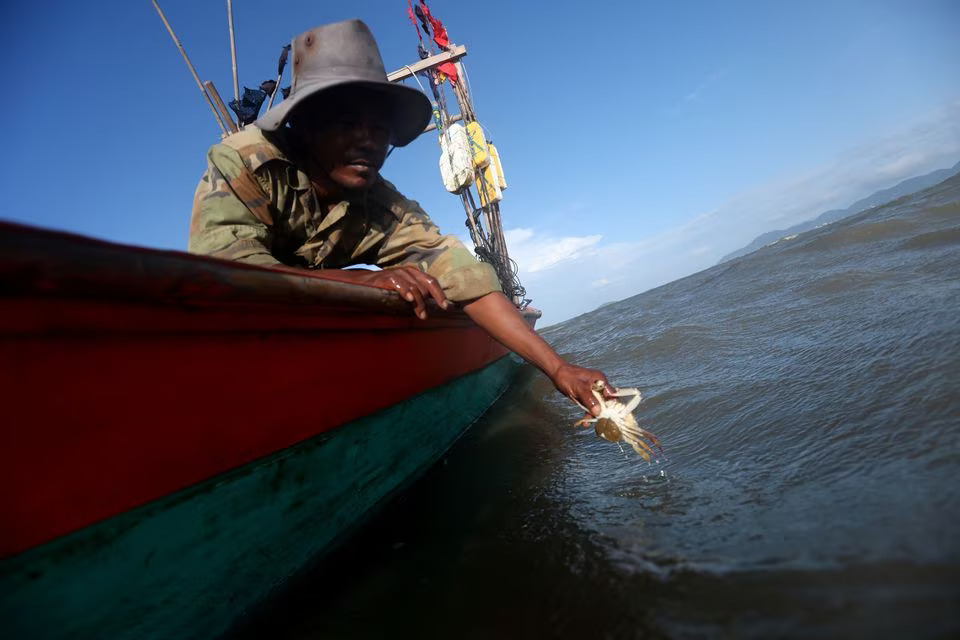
[189,19,615,418]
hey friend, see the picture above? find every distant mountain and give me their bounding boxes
[719,160,960,263]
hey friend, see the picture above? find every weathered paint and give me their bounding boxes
[0,355,519,640]
[0,322,505,556]
[0,222,535,557]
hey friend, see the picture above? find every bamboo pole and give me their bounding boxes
[266,45,291,111]
[449,56,512,268]
[392,46,517,296]
[151,0,227,134]
[452,61,475,121]
[204,81,238,133]
[227,0,239,101]
[490,203,509,262]
[461,192,482,241]
[266,72,283,110]
[422,113,462,134]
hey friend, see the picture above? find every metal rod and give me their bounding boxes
[204,81,238,133]
[151,0,227,134]
[227,0,239,101]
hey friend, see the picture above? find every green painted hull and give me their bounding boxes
[0,356,518,640]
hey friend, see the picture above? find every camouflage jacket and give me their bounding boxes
[189,126,501,302]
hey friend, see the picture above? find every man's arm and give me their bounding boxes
[189,146,279,265]
[338,265,613,415]
[361,182,613,412]
[462,291,613,416]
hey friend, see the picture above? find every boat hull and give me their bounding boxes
[0,355,518,640]
[0,222,539,638]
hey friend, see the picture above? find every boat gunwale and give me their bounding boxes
[0,221,445,320]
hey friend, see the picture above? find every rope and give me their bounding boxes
[402,1,528,307]
[401,65,428,94]
[464,201,528,307]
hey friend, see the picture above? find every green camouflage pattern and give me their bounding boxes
[190,127,501,302]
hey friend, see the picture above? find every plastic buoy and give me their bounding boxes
[439,123,474,193]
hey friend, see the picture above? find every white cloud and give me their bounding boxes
[505,228,603,274]
[518,102,960,326]
[721,103,960,231]
[503,228,533,243]
[876,152,931,179]
[456,102,960,327]
[669,67,731,115]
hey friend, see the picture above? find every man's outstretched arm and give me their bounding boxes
[346,263,617,415]
[463,291,613,416]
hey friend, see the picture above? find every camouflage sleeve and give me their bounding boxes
[373,183,502,303]
[188,144,279,266]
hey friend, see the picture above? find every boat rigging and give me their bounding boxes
[151,0,529,308]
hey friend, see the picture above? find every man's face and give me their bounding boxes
[297,87,393,191]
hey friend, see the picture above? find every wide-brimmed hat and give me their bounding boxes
[255,19,431,147]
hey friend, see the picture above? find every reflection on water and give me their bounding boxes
[232,175,960,638]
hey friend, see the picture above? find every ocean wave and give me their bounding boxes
[789,218,917,253]
[899,227,960,251]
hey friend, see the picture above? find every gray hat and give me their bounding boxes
[255,19,431,147]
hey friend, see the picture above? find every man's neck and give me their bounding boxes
[309,175,347,212]
[288,137,347,211]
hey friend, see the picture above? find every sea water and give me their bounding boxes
[233,174,960,638]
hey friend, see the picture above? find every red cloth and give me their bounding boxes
[407,0,422,41]
[418,1,450,48]
[436,61,458,84]
[430,18,449,48]
[410,1,456,84]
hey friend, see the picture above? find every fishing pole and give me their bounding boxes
[150,0,228,135]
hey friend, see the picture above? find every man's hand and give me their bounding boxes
[354,266,449,319]
[461,292,618,418]
[551,362,615,418]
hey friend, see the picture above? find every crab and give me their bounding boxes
[574,380,663,460]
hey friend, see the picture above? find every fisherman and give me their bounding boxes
[189,19,615,417]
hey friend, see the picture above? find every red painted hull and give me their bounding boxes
[0,222,536,558]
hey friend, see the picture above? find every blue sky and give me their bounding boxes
[2,1,958,325]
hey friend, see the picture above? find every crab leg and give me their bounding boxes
[624,426,663,453]
[637,428,663,451]
[619,420,663,454]
[621,429,656,456]
[625,438,654,460]
[606,388,642,411]
[622,393,642,413]
[622,430,654,452]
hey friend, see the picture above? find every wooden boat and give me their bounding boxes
[0,221,537,639]
[1,6,532,637]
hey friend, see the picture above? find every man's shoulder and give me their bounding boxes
[368,178,423,221]
[210,126,293,173]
